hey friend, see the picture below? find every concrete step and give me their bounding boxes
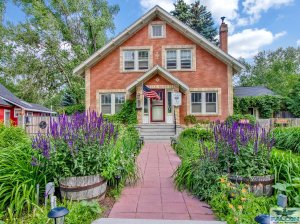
[138,125,175,129]
[141,132,175,136]
[143,135,174,140]
[93,218,225,224]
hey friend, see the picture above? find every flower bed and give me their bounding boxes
[174,121,278,223]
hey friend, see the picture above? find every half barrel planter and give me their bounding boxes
[229,175,275,196]
[60,175,107,200]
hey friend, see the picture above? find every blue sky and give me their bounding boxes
[4,0,300,59]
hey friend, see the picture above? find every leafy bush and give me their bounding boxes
[271,149,300,206]
[57,104,85,115]
[175,157,221,201]
[0,123,29,148]
[9,200,102,224]
[179,128,213,141]
[272,127,300,153]
[32,111,117,182]
[210,176,276,224]
[184,115,197,125]
[225,114,256,125]
[115,100,137,124]
[0,142,48,220]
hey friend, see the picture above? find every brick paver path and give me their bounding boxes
[108,142,216,220]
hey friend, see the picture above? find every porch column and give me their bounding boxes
[136,84,143,124]
[174,85,180,125]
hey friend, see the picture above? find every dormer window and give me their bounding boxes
[149,22,166,39]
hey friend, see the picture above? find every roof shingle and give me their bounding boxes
[234,86,276,97]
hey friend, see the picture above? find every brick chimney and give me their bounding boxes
[219,17,228,53]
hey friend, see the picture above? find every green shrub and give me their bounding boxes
[271,149,300,206]
[184,115,197,125]
[0,123,29,148]
[272,127,300,153]
[57,104,85,115]
[210,176,276,224]
[9,200,102,224]
[115,100,137,124]
[225,114,256,125]
[0,142,48,220]
[179,128,213,141]
[175,157,221,201]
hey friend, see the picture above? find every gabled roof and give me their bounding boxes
[126,65,189,93]
[0,83,55,113]
[73,5,244,76]
[234,86,276,97]
[0,98,11,106]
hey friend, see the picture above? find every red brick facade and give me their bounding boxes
[87,16,234,124]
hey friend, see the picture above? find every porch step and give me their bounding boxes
[137,124,182,140]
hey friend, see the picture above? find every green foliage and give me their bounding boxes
[0,141,48,220]
[179,127,212,142]
[225,114,256,125]
[287,77,300,117]
[1,0,119,109]
[57,104,85,115]
[171,0,218,45]
[272,127,300,153]
[271,149,300,206]
[0,123,29,148]
[9,200,102,224]
[210,176,276,224]
[184,115,197,125]
[233,95,286,118]
[115,100,137,124]
[100,125,140,186]
[175,157,221,201]
[237,47,300,97]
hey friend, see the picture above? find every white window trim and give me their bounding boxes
[188,88,222,116]
[190,92,218,115]
[4,109,11,125]
[26,112,33,116]
[162,45,196,71]
[149,21,166,39]
[14,108,22,118]
[99,92,126,115]
[120,46,153,73]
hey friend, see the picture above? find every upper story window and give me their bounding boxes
[166,49,192,70]
[149,22,166,39]
[191,92,217,114]
[123,50,149,71]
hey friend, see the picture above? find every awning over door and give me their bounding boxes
[126,65,189,93]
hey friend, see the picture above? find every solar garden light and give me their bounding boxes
[48,207,69,224]
[115,175,121,186]
[254,194,288,224]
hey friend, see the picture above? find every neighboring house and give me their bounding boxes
[0,83,55,126]
[74,6,244,126]
[234,86,293,118]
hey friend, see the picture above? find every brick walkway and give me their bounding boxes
[108,142,216,220]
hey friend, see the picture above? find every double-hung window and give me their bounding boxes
[101,93,125,115]
[123,50,149,71]
[191,92,217,114]
[166,49,192,70]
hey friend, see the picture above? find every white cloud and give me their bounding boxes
[140,0,175,12]
[242,0,294,24]
[297,39,300,47]
[229,29,286,58]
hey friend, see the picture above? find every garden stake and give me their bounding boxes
[36,184,39,206]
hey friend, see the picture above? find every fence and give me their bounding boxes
[18,115,57,135]
[257,118,300,129]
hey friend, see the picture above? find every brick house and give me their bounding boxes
[74,6,244,127]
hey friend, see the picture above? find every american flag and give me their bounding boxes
[143,85,160,100]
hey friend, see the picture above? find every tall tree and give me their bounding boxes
[0,0,119,108]
[287,77,300,117]
[237,47,300,97]
[171,0,218,45]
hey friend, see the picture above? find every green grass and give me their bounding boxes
[272,127,300,153]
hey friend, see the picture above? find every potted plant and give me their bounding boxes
[211,122,275,196]
[32,111,117,200]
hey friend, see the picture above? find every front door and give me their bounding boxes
[151,89,165,122]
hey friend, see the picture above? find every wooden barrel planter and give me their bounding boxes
[60,175,107,201]
[229,175,275,196]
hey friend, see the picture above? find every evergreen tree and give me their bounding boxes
[287,78,300,117]
[171,0,218,45]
